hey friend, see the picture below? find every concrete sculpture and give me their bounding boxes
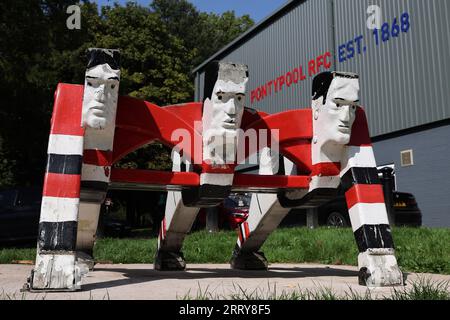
[230,72,403,287]
[155,61,249,270]
[27,48,403,291]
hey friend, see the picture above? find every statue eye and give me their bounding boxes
[87,82,93,87]
[217,94,223,101]
[336,104,341,108]
[352,105,356,110]
[111,84,116,89]
[237,96,242,101]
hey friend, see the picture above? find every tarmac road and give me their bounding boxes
[0,263,449,300]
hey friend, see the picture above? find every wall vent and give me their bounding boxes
[400,149,414,167]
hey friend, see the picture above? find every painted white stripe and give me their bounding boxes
[240,224,246,241]
[81,164,110,182]
[39,196,79,222]
[200,173,234,186]
[48,134,84,155]
[348,203,390,232]
[309,175,341,191]
[340,146,377,177]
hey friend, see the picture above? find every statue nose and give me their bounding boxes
[95,85,106,102]
[225,99,236,115]
[340,105,351,122]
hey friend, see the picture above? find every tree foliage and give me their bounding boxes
[0,0,254,187]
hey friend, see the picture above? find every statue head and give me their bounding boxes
[202,61,248,164]
[81,48,121,130]
[312,71,359,145]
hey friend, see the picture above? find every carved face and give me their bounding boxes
[318,76,359,145]
[209,79,247,133]
[82,64,120,129]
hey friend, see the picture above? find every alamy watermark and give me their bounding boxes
[367,5,382,30]
[66,5,81,30]
[171,121,280,168]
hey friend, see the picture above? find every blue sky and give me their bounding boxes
[93,0,288,23]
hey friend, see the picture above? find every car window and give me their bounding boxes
[0,190,18,207]
[16,189,42,206]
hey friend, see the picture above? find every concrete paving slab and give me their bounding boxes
[0,263,449,300]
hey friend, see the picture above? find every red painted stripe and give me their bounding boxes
[345,184,385,210]
[111,169,200,186]
[84,150,113,166]
[233,174,310,189]
[202,162,236,174]
[244,222,250,239]
[311,162,341,176]
[162,217,166,238]
[110,170,311,189]
[51,84,85,136]
[43,172,81,198]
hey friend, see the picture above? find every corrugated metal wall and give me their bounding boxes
[195,0,450,136]
[197,0,334,114]
[373,125,450,227]
[334,0,450,136]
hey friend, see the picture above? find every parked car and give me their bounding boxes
[0,188,133,244]
[0,187,41,243]
[317,191,422,228]
[195,193,251,230]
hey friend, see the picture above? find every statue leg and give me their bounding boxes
[154,190,200,270]
[342,147,404,287]
[230,193,290,270]
[29,134,84,291]
[75,161,110,271]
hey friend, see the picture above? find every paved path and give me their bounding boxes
[1,263,449,300]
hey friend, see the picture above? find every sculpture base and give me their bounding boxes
[154,251,186,271]
[230,251,268,270]
[27,253,81,292]
[76,251,95,272]
[358,249,404,287]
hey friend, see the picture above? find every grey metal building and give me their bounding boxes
[193,0,450,227]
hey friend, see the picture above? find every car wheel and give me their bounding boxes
[326,211,348,228]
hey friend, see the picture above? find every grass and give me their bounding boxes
[178,277,450,300]
[1,227,449,274]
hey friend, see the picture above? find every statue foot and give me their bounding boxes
[76,251,95,272]
[230,250,268,270]
[154,251,186,271]
[358,249,404,287]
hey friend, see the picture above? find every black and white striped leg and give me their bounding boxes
[341,161,404,287]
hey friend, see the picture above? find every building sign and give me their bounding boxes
[249,11,410,107]
[250,51,332,105]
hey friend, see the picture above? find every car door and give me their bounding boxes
[0,189,20,241]
[13,189,41,240]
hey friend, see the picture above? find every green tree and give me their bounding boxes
[0,0,254,185]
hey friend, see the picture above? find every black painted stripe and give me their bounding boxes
[341,167,380,191]
[80,181,109,193]
[182,185,231,207]
[46,154,82,175]
[38,221,77,251]
[277,188,338,208]
[353,224,394,253]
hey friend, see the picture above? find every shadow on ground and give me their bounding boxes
[81,266,360,291]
